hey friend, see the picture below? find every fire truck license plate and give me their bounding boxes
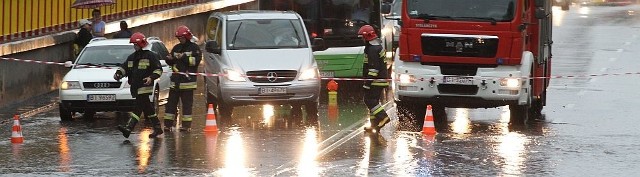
[443,76,474,85]
[259,87,287,94]
[87,94,116,102]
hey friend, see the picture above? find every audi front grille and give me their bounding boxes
[83,82,122,89]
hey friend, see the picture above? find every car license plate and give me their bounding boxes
[443,76,474,85]
[259,87,287,94]
[320,71,334,78]
[87,94,116,102]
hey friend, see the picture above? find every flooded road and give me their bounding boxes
[3,4,640,176]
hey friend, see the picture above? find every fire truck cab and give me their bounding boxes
[391,0,553,130]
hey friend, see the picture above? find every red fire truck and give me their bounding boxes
[389,0,553,129]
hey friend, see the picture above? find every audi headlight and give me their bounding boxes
[500,78,520,88]
[299,68,318,80]
[61,81,81,90]
[225,69,246,82]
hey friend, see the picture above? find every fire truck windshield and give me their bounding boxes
[407,0,515,22]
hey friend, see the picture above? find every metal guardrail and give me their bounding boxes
[0,0,208,43]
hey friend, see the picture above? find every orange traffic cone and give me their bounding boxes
[204,104,219,133]
[422,105,436,135]
[11,115,24,143]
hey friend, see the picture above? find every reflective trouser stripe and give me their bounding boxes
[164,113,175,120]
[138,86,153,94]
[372,104,385,115]
[179,82,197,89]
[368,72,378,77]
[129,112,140,121]
[378,117,390,127]
[363,85,370,89]
[182,115,192,122]
[371,82,389,86]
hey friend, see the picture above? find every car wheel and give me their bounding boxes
[291,104,303,125]
[217,102,233,127]
[83,111,96,121]
[509,104,529,125]
[59,104,73,122]
[303,101,319,126]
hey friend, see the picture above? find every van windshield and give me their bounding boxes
[226,19,308,50]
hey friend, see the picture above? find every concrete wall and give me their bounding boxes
[0,0,259,107]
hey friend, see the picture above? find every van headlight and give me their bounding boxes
[225,69,246,82]
[61,81,81,90]
[299,68,318,80]
[500,78,520,88]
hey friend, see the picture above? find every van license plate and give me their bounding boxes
[259,87,287,94]
[443,76,474,85]
[87,94,116,102]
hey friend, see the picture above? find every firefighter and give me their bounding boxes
[358,25,390,133]
[163,25,202,132]
[114,32,164,138]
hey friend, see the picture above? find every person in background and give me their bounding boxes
[74,19,93,53]
[92,9,106,37]
[113,21,133,39]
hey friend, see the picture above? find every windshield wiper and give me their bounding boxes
[103,63,121,66]
[413,14,453,22]
[457,16,498,25]
[230,22,243,50]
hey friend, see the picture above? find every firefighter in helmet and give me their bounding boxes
[358,25,390,133]
[114,32,164,138]
[164,25,202,132]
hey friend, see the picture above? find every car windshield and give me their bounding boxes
[407,0,515,22]
[75,45,133,68]
[226,19,308,49]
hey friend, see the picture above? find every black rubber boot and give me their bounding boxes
[364,115,379,133]
[148,118,164,138]
[180,121,192,132]
[118,118,138,138]
[164,119,175,132]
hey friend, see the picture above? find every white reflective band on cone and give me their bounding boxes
[206,120,217,125]
[12,131,22,137]
[14,120,19,126]
[424,121,435,127]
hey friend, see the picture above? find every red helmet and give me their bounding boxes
[130,32,148,48]
[175,25,193,40]
[358,25,378,41]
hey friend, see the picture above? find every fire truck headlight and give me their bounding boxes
[500,78,520,88]
[398,74,415,84]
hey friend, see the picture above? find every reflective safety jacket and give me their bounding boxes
[168,41,202,90]
[363,39,389,89]
[116,49,163,96]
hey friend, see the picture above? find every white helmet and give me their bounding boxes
[78,19,92,28]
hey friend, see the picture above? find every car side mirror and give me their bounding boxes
[535,8,547,19]
[64,61,73,68]
[312,38,327,52]
[381,3,392,15]
[205,41,221,54]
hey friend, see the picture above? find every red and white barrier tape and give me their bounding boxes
[3,56,640,81]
